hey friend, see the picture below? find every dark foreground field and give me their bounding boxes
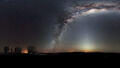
[1,52,118,64]
[1,52,120,59]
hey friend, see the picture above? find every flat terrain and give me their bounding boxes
[1,52,120,58]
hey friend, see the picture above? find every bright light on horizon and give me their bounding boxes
[76,34,96,52]
[22,49,28,54]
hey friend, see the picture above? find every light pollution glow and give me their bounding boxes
[22,49,28,54]
[76,35,96,52]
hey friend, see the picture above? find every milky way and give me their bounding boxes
[52,2,120,52]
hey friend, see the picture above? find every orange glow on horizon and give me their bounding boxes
[80,49,96,53]
[67,49,75,52]
[22,49,28,54]
[82,50,92,53]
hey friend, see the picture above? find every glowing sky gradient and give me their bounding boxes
[0,0,120,53]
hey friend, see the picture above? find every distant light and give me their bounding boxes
[81,49,95,53]
[22,49,28,54]
[80,43,95,53]
[77,35,96,53]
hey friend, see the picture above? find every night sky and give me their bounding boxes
[0,0,120,53]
